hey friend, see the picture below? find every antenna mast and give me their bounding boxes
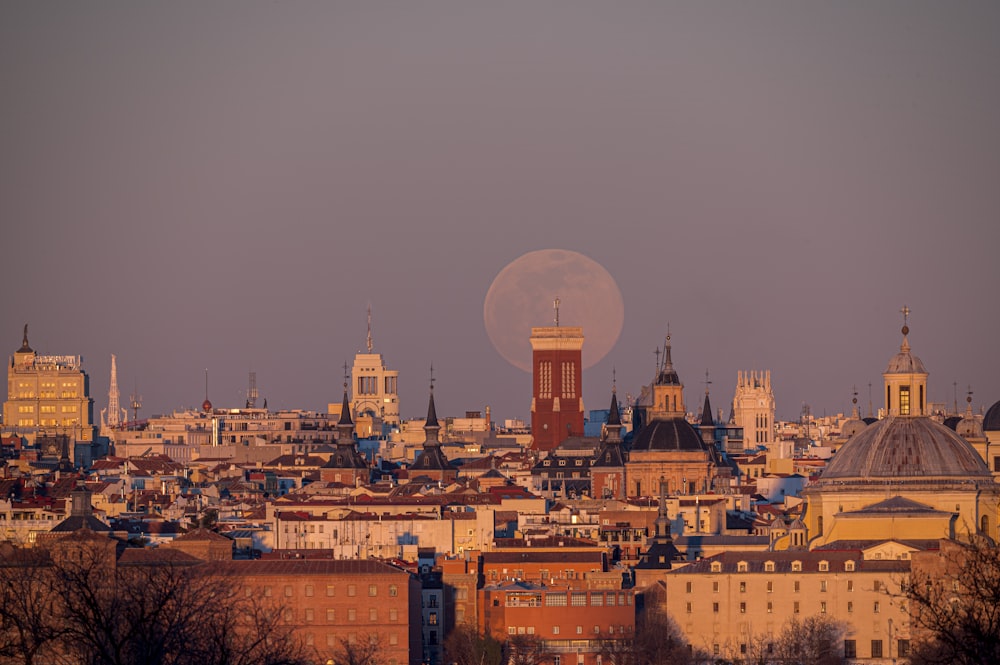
[129,382,142,428]
[367,304,373,353]
[247,371,258,409]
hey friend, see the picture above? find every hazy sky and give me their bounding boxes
[3,2,998,424]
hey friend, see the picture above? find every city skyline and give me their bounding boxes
[2,2,998,423]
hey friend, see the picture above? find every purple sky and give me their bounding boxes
[2,2,998,424]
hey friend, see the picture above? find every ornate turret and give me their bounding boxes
[409,371,456,483]
[634,478,681,571]
[883,306,928,416]
[320,379,369,485]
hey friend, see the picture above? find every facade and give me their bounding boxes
[530,326,585,451]
[664,551,911,662]
[732,370,775,449]
[4,326,95,458]
[479,581,635,665]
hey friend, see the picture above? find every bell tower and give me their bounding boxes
[530,298,584,451]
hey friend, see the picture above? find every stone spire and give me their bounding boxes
[18,324,32,353]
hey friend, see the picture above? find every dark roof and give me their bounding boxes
[943,416,962,431]
[592,440,627,468]
[49,515,112,533]
[607,392,621,426]
[667,550,910,575]
[337,390,353,427]
[425,390,439,428]
[700,393,714,426]
[206,559,409,576]
[840,496,953,516]
[631,418,705,452]
[984,400,1000,432]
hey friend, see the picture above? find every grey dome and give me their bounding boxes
[821,416,991,480]
[841,418,868,439]
[984,400,1000,432]
[956,416,985,439]
[631,418,705,452]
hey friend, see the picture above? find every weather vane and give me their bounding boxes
[900,305,910,334]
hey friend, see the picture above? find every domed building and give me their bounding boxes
[625,333,721,497]
[984,399,1000,474]
[801,318,1000,550]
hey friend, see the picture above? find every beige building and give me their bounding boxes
[3,326,95,457]
[732,370,776,450]
[800,321,1000,548]
[664,551,911,662]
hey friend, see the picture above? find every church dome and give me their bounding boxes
[841,417,868,439]
[984,400,1000,432]
[631,418,705,452]
[956,415,985,440]
[820,416,991,481]
[884,337,927,374]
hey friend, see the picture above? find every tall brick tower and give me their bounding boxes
[530,299,584,451]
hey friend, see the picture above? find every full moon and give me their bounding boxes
[484,249,625,372]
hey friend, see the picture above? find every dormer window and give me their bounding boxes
[710,562,722,573]
[764,561,775,572]
[819,561,829,572]
[737,561,748,573]
[845,560,855,571]
[791,561,802,572]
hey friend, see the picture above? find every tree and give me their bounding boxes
[0,547,64,665]
[0,538,310,665]
[326,634,384,665]
[503,633,552,665]
[771,615,845,665]
[443,623,503,665]
[904,537,1000,665]
[599,608,703,665]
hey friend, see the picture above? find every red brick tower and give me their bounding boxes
[530,316,585,451]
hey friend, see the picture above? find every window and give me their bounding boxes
[847,601,853,613]
[764,561,775,572]
[571,593,587,606]
[326,609,336,622]
[819,561,829,571]
[264,586,272,597]
[766,581,773,593]
[594,625,600,634]
[685,581,692,593]
[820,601,827,613]
[369,584,378,596]
[348,609,356,622]
[552,626,560,635]
[711,562,722,572]
[820,580,828,592]
[429,612,437,625]
[284,585,293,597]
[326,584,335,597]
[686,602,693,614]
[348,584,356,597]
[305,585,313,597]
[874,580,883,592]
[576,626,583,635]
[844,640,857,658]
[712,581,719,593]
[874,601,880,613]
[794,581,800,592]
[793,601,800,614]
[871,640,883,658]
[740,602,746,614]
[305,609,314,622]
[791,561,802,571]
[845,560,855,572]
[369,608,377,621]
[389,609,398,622]
[898,639,910,658]
[713,602,719,613]
[737,561,748,572]
[739,581,747,593]
[389,584,398,597]
[899,386,910,415]
[591,593,603,606]
[847,580,854,592]
[546,593,567,607]
[767,601,773,613]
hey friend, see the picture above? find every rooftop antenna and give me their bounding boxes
[202,368,212,413]
[953,381,959,415]
[247,371,258,409]
[129,381,142,426]
[429,363,435,391]
[867,381,874,419]
[553,296,560,327]
[704,369,712,395]
[366,303,373,353]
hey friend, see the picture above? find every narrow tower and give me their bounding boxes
[529,297,584,451]
[101,354,125,431]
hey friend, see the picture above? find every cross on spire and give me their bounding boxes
[900,305,910,326]
[342,361,349,390]
[429,363,435,391]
